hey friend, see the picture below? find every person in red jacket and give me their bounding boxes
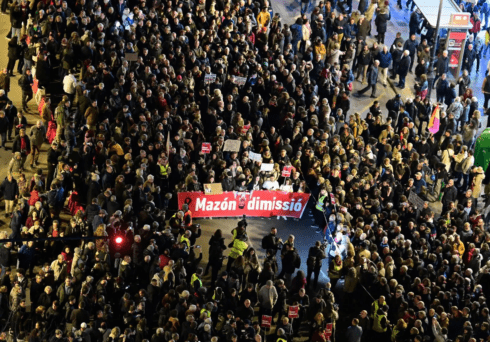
[159,249,171,269]
[470,13,482,40]
[28,185,41,209]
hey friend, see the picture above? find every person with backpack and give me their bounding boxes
[262,227,283,255]
[306,241,327,290]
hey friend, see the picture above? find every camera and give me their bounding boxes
[194,245,201,249]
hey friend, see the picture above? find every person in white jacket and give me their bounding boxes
[63,69,77,103]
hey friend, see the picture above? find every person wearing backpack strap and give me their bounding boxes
[261,227,283,256]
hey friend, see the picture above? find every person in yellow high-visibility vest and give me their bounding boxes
[200,302,214,319]
[328,254,343,289]
[191,267,203,294]
[391,319,407,342]
[312,188,328,233]
[276,328,287,342]
[371,296,387,318]
[157,156,171,191]
[227,236,248,272]
[372,305,389,342]
[179,230,192,250]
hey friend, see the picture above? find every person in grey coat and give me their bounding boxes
[356,60,380,98]
[258,280,278,324]
[29,120,47,168]
[346,318,363,342]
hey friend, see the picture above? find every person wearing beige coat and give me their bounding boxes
[441,145,454,173]
[472,167,485,198]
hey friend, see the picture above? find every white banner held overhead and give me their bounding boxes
[260,163,274,172]
[249,151,263,162]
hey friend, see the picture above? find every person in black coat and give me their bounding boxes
[0,111,9,148]
[463,43,477,74]
[306,241,327,290]
[403,34,419,72]
[87,174,101,206]
[278,244,301,287]
[433,50,450,86]
[5,101,17,140]
[442,179,458,212]
[7,37,19,76]
[205,229,227,286]
[1,174,19,217]
[396,51,411,89]
[9,205,23,240]
[445,83,457,108]
[375,8,390,44]
[0,242,12,268]
[36,54,51,89]
[71,302,91,330]
[409,10,422,35]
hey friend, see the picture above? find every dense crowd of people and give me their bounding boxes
[0,1,490,342]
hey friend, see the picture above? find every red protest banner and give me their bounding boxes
[261,315,272,328]
[178,190,310,219]
[201,142,211,154]
[288,305,299,318]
